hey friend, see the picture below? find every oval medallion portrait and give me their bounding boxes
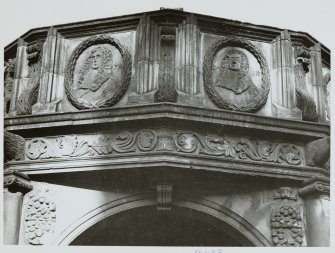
[203,36,270,112]
[65,35,132,109]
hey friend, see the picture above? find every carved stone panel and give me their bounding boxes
[65,35,132,109]
[204,36,270,112]
[271,187,305,246]
[24,185,56,245]
[24,130,304,166]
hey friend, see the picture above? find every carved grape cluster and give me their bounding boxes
[25,189,56,245]
[271,205,303,247]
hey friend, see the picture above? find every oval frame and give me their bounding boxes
[64,34,132,110]
[203,36,270,112]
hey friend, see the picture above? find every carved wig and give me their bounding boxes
[216,49,255,94]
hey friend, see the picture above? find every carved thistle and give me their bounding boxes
[25,130,304,166]
[16,40,43,115]
[203,36,270,112]
[271,187,304,246]
[65,34,132,109]
[24,186,56,245]
[294,46,319,122]
[4,58,16,115]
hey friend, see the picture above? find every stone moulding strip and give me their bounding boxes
[5,152,327,182]
[4,104,330,137]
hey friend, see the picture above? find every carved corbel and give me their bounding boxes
[4,170,33,194]
[156,182,173,211]
[299,177,330,197]
[305,136,330,168]
[4,130,25,162]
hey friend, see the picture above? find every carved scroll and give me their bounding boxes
[24,186,56,245]
[25,130,304,166]
[271,187,304,246]
[65,34,132,109]
[203,36,270,112]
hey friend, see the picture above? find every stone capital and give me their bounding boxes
[299,176,329,197]
[4,170,33,194]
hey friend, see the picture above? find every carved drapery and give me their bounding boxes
[271,187,304,246]
[24,130,304,166]
[4,131,25,162]
[4,58,16,115]
[64,34,132,109]
[203,36,270,112]
[16,40,44,116]
[294,45,319,122]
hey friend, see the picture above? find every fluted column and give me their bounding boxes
[3,170,33,245]
[271,30,302,119]
[32,27,65,113]
[8,38,29,116]
[299,177,330,246]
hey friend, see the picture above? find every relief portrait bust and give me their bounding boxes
[65,35,132,110]
[204,36,270,112]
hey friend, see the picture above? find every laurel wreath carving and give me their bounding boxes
[203,36,270,112]
[64,34,132,110]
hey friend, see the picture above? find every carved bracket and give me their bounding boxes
[271,187,304,247]
[299,177,330,197]
[156,183,173,211]
[24,130,304,166]
[24,185,56,245]
[4,170,32,194]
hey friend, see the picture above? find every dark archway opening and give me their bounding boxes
[71,206,243,246]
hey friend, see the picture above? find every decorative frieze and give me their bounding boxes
[25,130,304,166]
[24,185,56,245]
[203,36,270,112]
[271,187,304,247]
[64,34,132,109]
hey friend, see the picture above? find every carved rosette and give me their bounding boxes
[271,187,304,246]
[24,186,56,245]
[203,36,270,112]
[24,130,304,166]
[64,34,132,109]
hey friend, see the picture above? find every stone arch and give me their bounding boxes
[52,193,271,246]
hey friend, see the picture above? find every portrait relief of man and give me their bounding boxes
[216,49,257,94]
[74,45,119,107]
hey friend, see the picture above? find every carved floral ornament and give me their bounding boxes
[25,130,304,166]
[203,36,270,112]
[24,186,56,245]
[64,34,132,109]
[271,187,304,247]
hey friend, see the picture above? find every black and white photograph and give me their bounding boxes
[1,0,333,251]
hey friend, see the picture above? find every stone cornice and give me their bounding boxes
[4,152,328,182]
[3,170,33,193]
[4,9,330,67]
[4,103,329,140]
[299,176,330,197]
